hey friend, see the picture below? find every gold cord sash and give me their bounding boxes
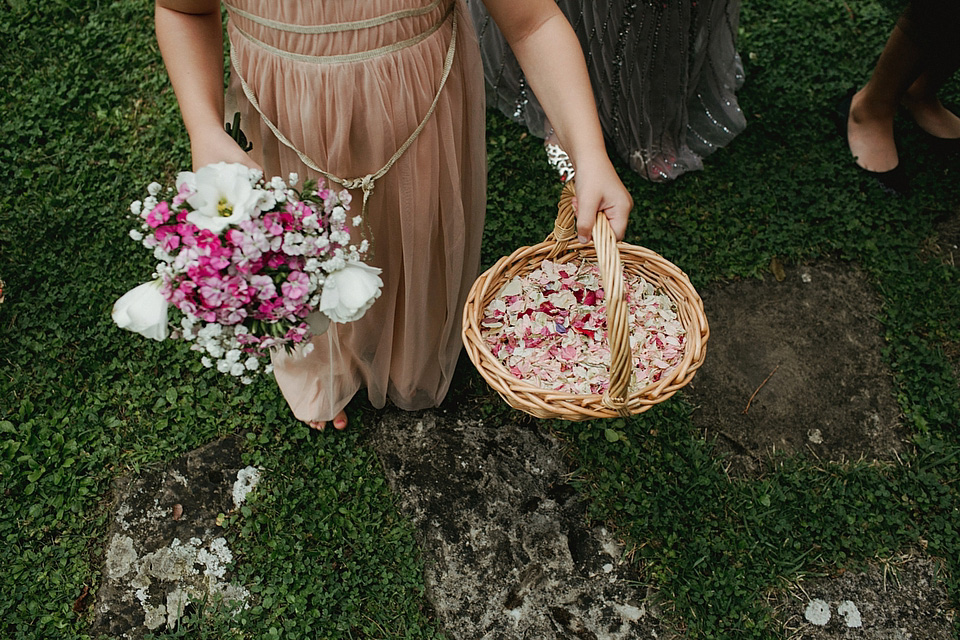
[226,2,458,221]
[224,0,444,35]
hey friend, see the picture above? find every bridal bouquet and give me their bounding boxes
[112,162,383,383]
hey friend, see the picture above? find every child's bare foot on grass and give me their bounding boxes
[307,410,348,431]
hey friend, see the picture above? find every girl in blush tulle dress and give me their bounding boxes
[155,0,633,430]
[469,0,747,182]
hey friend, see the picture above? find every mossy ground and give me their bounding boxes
[1,1,958,638]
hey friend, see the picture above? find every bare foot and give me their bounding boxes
[847,89,900,172]
[307,410,348,431]
[902,93,960,140]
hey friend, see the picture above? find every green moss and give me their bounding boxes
[2,0,959,638]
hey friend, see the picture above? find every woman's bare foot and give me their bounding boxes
[847,88,900,172]
[902,93,960,140]
[307,410,348,431]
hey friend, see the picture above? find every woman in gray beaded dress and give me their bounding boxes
[469,0,747,182]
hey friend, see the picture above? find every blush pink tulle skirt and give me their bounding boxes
[225,0,486,421]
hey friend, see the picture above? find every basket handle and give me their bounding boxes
[549,182,633,413]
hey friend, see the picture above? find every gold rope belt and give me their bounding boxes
[225,0,445,35]
[224,1,458,220]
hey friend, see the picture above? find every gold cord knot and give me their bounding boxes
[341,174,375,194]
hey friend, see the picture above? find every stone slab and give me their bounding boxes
[685,262,906,475]
[370,411,668,640]
[91,436,258,638]
[771,555,955,639]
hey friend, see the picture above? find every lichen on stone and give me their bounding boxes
[106,534,138,579]
[837,600,862,628]
[114,535,249,632]
[142,603,167,631]
[232,466,262,509]
[804,598,831,626]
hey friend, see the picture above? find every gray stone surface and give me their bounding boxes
[91,436,259,639]
[772,555,955,639]
[370,411,668,640]
[685,262,906,475]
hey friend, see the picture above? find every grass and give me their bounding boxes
[1,0,959,638]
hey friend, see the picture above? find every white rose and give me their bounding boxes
[318,262,383,323]
[111,281,169,341]
[175,162,262,233]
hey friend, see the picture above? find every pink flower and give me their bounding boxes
[262,212,284,236]
[221,308,248,325]
[248,275,275,299]
[154,225,181,252]
[283,323,310,343]
[257,298,284,318]
[225,228,245,247]
[281,272,310,301]
[236,332,261,345]
[194,229,224,253]
[172,181,194,207]
[228,276,254,304]
[168,280,198,306]
[198,284,226,309]
[145,201,172,228]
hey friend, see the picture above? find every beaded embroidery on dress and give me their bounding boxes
[469,0,747,182]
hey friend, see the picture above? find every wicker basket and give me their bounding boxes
[462,182,709,420]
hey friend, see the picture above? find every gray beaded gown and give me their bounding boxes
[469,0,747,182]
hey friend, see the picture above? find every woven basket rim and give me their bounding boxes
[468,248,694,400]
[461,182,709,420]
